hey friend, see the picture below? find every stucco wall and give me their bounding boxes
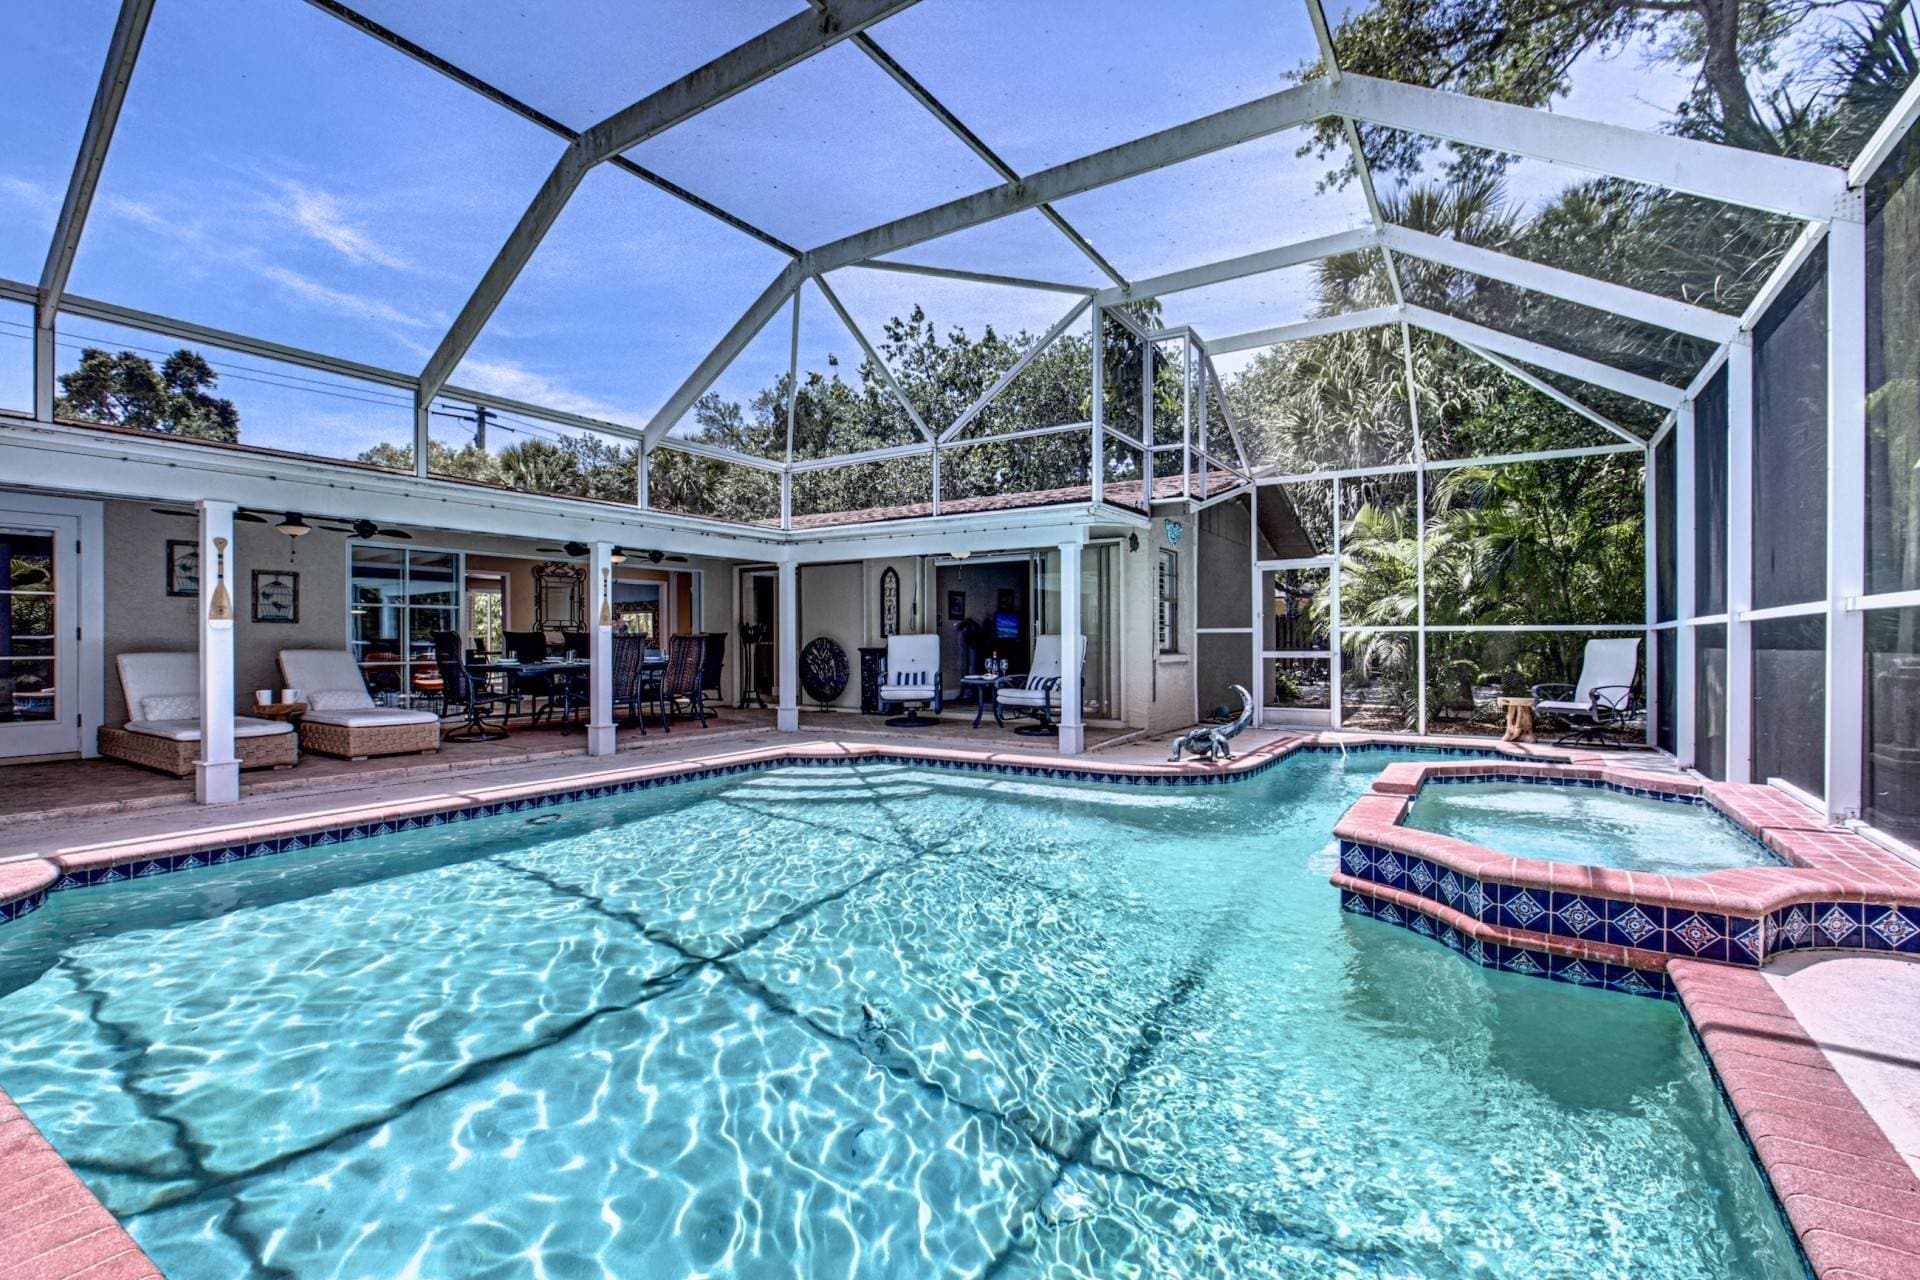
[100,501,347,723]
[796,562,864,710]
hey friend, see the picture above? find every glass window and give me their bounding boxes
[0,530,57,725]
[349,544,462,705]
[1694,366,1730,615]
[1751,615,1825,798]
[68,0,561,369]
[1752,246,1828,610]
[1866,608,1920,845]
[1156,547,1180,654]
[1694,623,1728,781]
[1867,122,1920,596]
[53,314,413,468]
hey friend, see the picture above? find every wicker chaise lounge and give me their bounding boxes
[98,651,298,777]
[277,649,442,760]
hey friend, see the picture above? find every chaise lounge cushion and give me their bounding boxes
[115,652,292,741]
[278,650,440,730]
[299,706,440,729]
[124,716,294,741]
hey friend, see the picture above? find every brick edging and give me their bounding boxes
[1671,961,1920,1279]
[0,1088,161,1280]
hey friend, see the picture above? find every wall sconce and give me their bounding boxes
[1127,533,1140,553]
[598,566,613,627]
[208,537,234,622]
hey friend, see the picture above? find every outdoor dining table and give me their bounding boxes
[465,655,671,736]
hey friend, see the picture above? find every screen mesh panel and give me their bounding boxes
[1866,608,1920,844]
[1693,366,1730,616]
[1751,615,1825,798]
[1752,246,1829,610]
[1694,623,1728,781]
[1868,121,1920,596]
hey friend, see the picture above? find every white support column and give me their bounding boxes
[1825,202,1868,822]
[1250,483,1264,727]
[1725,336,1755,783]
[196,501,240,805]
[1675,401,1698,766]
[412,392,431,479]
[1058,538,1085,755]
[1414,464,1428,735]
[637,443,650,509]
[776,558,798,732]
[586,541,617,756]
[1643,440,1659,747]
[1330,476,1344,730]
[32,313,54,422]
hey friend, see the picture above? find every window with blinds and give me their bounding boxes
[1157,548,1179,654]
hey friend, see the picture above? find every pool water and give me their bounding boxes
[1404,781,1780,876]
[0,752,1801,1279]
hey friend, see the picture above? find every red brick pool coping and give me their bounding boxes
[1333,760,1920,953]
[30,736,1904,1274]
[0,1090,161,1279]
[1671,962,1920,1279]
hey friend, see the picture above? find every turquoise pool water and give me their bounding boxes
[0,752,1801,1278]
[1404,781,1780,876]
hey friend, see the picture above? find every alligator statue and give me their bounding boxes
[1169,684,1255,763]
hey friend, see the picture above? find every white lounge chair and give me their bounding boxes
[1532,637,1643,747]
[994,634,1086,736]
[98,651,297,777]
[278,649,441,759]
[878,635,942,727]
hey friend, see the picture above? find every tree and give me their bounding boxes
[55,347,240,442]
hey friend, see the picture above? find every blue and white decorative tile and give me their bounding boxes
[1813,902,1866,949]
[1865,906,1920,953]
[1438,870,1464,907]
[1729,918,1764,963]
[1550,893,1605,939]
[1667,912,1725,959]
[1604,901,1663,951]
[1464,881,1488,921]
[1498,887,1549,932]
[1406,858,1436,898]
[1340,842,1371,877]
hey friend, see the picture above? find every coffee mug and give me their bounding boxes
[254,689,273,707]
[280,688,302,703]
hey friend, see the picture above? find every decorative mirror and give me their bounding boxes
[533,562,586,632]
[879,567,900,638]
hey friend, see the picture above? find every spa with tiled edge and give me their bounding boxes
[1332,759,1920,1278]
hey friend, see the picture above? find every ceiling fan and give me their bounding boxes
[149,508,411,540]
[536,542,686,564]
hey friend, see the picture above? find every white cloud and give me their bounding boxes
[272,180,411,271]
[0,176,57,221]
[455,356,633,423]
[257,265,430,329]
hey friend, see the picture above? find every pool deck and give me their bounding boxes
[5,729,1913,1277]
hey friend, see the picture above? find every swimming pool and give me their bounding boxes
[0,751,1802,1278]
[1404,779,1780,876]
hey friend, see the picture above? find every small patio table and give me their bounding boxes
[1499,696,1536,743]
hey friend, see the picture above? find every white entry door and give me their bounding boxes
[0,511,81,758]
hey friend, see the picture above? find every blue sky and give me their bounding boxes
[0,0,1892,453]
